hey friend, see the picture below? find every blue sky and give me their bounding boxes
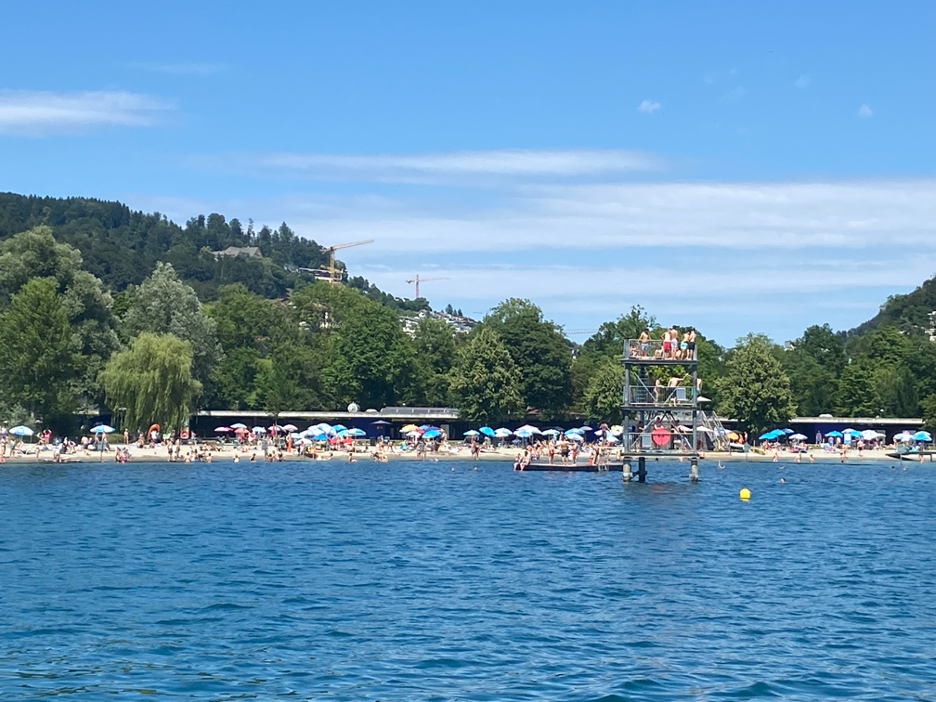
[2,0,934,345]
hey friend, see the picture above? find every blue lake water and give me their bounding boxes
[0,458,934,700]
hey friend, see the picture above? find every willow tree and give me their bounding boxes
[101,332,202,432]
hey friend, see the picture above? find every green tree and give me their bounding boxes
[0,278,80,427]
[122,262,222,385]
[450,327,524,422]
[326,301,420,408]
[413,317,457,406]
[582,359,625,423]
[482,298,572,417]
[0,226,119,401]
[715,334,796,433]
[921,394,936,433]
[101,332,202,432]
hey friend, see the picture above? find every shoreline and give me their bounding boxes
[2,445,929,465]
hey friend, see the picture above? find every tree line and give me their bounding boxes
[0,202,934,435]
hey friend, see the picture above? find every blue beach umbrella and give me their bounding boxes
[479,427,496,437]
[825,430,843,438]
[913,431,932,442]
[758,431,774,440]
[781,428,794,434]
[463,430,480,437]
[422,429,442,438]
[9,425,33,437]
[92,424,115,434]
[565,428,585,436]
[332,424,348,432]
[542,429,560,436]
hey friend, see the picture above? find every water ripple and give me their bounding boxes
[0,459,934,699]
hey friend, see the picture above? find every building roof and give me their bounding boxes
[215,246,263,258]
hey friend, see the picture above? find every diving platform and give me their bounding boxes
[621,337,702,482]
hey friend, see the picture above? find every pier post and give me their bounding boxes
[637,457,647,482]
[622,460,632,482]
[689,457,699,483]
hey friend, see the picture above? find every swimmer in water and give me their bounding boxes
[717,460,725,469]
[780,477,786,483]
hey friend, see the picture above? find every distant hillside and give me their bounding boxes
[0,192,422,310]
[849,274,936,338]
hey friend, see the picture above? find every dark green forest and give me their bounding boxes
[1,192,934,434]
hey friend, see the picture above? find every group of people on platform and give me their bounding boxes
[633,327,697,360]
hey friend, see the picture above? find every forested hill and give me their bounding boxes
[0,192,421,310]
[849,275,936,338]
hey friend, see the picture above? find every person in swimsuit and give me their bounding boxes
[686,328,697,360]
[638,329,650,358]
[661,329,672,359]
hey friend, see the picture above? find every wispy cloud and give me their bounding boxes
[858,104,873,118]
[192,148,663,184]
[127,62,229,76]
[0,90,172,135]
[794,74,811,88]
[637,99,661,114]
[129,176,935,341]
[720,87,746,103]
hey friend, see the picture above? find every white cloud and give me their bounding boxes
[127,62,228,75]
[858,104,873,118]
[127,176,935,341]
[0,90,172,135]
[637,99,661,114]
[193,148,662,184]
[721,87,746,102]
[794,74,811,88]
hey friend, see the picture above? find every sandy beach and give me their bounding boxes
[3,444,929,465]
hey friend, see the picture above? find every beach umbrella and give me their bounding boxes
[230,423,247,429]
[215,426,233,432]
[790,433,808,441]
[401,424,420,433]
[781,428,794,434]
[580,425,593,431]
[565,428,585,436]
[542,429,560,436]
[281,424,298,432]
[515,429,533,438]
[330,424,347,432]
[234,426,249,434]
[423,429,442,439]
[479,426,496,437]
[347,428,366,437]
[824,430,843,438]
[603,434,620,444]
[494,428,513,437]
[894,431,913,442]
[913,431,932,442]
[861,429,880,440]
[758,431,775,440]
[252,426,267,433]
[372,420,393,426]
[515,424,542,435]
[463,430,480,436]
[567,433,584,442]
[92,424,115,434]
[9,425,34,437]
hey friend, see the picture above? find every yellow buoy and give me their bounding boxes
[739,487,751,500]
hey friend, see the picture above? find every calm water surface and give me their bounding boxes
[1,459,934,700]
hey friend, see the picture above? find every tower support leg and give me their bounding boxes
[637,457,647,482]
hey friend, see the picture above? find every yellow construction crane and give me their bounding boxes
[405,274,450,299]
[320,239,374,284]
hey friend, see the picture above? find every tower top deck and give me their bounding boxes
[623,339,697,364]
